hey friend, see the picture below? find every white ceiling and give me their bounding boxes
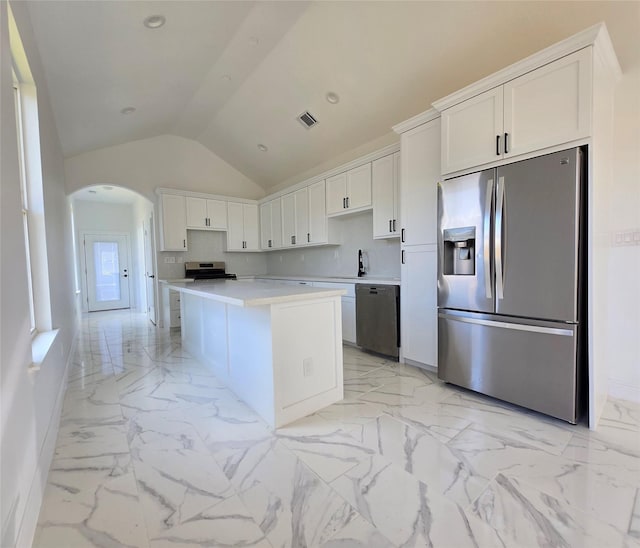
[25,1,640,191]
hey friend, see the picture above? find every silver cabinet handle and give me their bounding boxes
[183,239,186,248]
[495,176,505,300]
[393,219,396,232]
[484,178,494,299]
[401,228,405,242]
[343,198,346,209]
[346,197,350,208]
[401,249,405,264]
[307,232,310,243]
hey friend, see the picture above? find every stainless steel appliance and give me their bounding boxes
[184,261,237,280]
[356,284,400,359]
[437,148,586,423]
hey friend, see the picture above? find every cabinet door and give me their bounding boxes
[295,187,309,245]
[372,154,396,239]
[308,180,327,244]
[226,202,244,251]
[401,245,437,367]
[441,86,503,174]
[260,202,272,250]
[400,118,440,246]
[341,296,356,344]
[326,172,347,215]
[160,194,187,251]
[347,163,372,210]
[271,198,283,249]
[185,197,207,229]
[281,192,296,247]
[393,151,401,233]
[503,48,592,159]
[243,204,259,251]
[207,199,228,230]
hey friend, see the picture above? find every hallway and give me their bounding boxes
[34,311,640,547]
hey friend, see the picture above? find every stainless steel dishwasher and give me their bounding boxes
[356,284,400,359]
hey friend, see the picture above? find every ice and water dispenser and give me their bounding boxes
[442,227,476,276]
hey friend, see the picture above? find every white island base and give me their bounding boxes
[170,281,345,428]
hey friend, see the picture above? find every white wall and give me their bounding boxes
[606,64,640,401]
[0,3,78,547]
[266,211,400,279]
[64,134,266,202]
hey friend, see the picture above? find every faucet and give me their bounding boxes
[357,249,366,277]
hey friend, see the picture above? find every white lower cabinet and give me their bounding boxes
[401,245,437,367]
[312,281,356,344]
[162,285,182,329]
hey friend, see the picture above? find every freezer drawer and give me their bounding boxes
[438,311,578,423]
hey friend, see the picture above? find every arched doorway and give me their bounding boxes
[70,185,157,323]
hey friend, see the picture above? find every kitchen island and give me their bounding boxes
[165,279,346,428]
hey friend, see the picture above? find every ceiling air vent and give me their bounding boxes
[298,111,318,129]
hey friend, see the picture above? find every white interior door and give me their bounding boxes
[143,215,157,324]
[84,233,131,312]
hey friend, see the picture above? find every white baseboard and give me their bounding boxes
[608,378,640,404]
[15,330,78,548]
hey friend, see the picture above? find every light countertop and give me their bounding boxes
[166,279,346,307]
[248,275,401,286]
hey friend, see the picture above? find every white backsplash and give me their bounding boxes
[158,211,400,280]
[157,230,268,280]
[266,211,401,278]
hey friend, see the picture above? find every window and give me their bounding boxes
[13,76,36,332]
[10,3,53,341]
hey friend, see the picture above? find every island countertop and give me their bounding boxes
[166,279,346,307]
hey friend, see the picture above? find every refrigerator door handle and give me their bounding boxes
[495,176,505,300]
[484,178,494,299]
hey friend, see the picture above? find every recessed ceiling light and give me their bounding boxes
[222,74,232,82]
[120,107,136,115]
[257,144,268,152]
[103,186,113,190]
[88,190,97,194]
[144,15,166,29]
[249,36,259,47]
[326,92,340,104]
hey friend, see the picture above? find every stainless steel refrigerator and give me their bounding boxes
[437,148,586,423]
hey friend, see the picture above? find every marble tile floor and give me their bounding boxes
[34,310,640,548]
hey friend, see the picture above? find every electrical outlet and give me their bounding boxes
[303,357,313,377]
[334,250,339,260]
[164,256,176,264]
[177,256,184,263]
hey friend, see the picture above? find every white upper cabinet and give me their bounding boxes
[503,48,592,159]
[279,181,327,248]
[281,191,297,247]
[326,163,372,215]
[294,188,309,246]
[440,47,593,175]
[186,197,227,230]
[159,193,187,251]
[260,198,282,250]
[441,87,503,175]
[227,202,259,251]
[307,180,327,244]
[326,172,347,215]
[398,117,441,246]
[372,152,400,239]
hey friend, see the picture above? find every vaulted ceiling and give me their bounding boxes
[24,1,639,190]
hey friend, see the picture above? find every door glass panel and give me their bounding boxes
[93,241,121,302]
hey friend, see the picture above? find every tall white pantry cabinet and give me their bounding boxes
[393,111,441,369]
